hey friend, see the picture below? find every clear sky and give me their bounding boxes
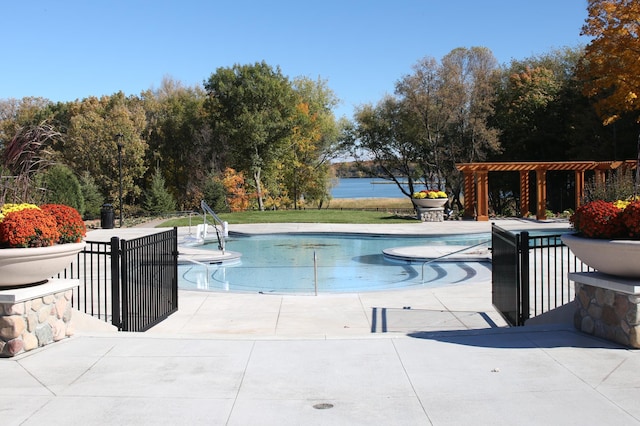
[3,0,589,119]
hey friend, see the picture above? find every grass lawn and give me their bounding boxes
[158,198,419,226]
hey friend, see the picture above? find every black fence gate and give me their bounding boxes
[62,228,178,332]
[491,223,590,326]
[491,224,529,326]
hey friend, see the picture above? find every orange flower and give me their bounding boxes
[40,204,86,243]
[0,209,60,248]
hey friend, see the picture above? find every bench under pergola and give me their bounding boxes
[455,160,637,221]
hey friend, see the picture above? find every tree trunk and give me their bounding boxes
[253,168,264,211]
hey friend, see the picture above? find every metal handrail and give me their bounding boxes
[200,200,227,253]
[420,240,491,283]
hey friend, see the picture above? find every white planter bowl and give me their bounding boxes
[561,233,640,278]
[413,198,448,208]
[0,242,86,287]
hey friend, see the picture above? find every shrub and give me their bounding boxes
[79,172,104,220]
[39,164,85,214]
[143,167,176,214]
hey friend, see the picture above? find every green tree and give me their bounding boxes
[345,96,426,199]
[204,62,298,211]
[79,171,104,220]
[143,167,177,213]
[141,77,212,210]
[346,48,500,210]
[39,164,85,213]
[201,170,228,213]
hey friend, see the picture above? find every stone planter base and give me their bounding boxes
[417,207,444,222]
[569,272,640,348]
[0,279,78,357]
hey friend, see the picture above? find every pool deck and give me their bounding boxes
[4,219,640,425]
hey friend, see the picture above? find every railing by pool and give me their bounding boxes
[491,224,592,326]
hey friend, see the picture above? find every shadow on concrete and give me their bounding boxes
[406,324,627,350]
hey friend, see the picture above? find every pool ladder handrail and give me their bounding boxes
[420,240,491,283]
[181,256,211,287]
[200,200,228,254]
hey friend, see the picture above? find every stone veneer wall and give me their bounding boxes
[574,281,640,348]
[417,207,444,222]
[0,280,77,357]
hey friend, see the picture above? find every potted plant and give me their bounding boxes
[0,203,86,287]
[562,198,640,278]
[412,190,448,208]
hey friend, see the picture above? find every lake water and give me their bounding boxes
[331,178,412,199]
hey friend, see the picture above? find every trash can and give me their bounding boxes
[100,204,115,229]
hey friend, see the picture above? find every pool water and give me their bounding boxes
[179,233,492,294]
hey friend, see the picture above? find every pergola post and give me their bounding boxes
[536,168,547,220]
[575,170,585,209]
[454,160,636,221]
[463,171,475,220]
[595,169,606,187]
[519,170,530,217]
[476,170,489,221]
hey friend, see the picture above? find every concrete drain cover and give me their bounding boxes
[313,403,334,410]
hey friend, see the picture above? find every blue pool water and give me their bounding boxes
[179,233,492,294]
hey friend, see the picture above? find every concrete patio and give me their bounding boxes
[2,219,639,425]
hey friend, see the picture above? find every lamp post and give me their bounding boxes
[115,133,124,228]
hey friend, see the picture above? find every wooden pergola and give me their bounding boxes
[455,160,637,221]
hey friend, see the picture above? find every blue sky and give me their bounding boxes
[4,1,589,119]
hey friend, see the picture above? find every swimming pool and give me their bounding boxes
[178,233,492,294]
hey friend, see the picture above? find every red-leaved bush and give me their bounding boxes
[40,204,87,244]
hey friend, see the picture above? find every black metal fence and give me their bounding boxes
[491,223,592,326]
[59,228,178,332]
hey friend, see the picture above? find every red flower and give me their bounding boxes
[570,200,624,239]
[619,201,640,239]
[40,204,86,244]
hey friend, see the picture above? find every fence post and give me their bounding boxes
[172,227,179,310]
[518,231,530,326]
[110,236,121,330]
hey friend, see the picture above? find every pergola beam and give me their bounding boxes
[456,160,636,221]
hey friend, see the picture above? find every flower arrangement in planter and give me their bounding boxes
[563,198,640,278]
[412,190,448,199]
[569,198,640,239]
[412,190,448,208]
[0,203,86,248]
[0,203,87,287]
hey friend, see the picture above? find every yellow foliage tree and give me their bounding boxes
[220,168,250,212]
[580,0,640,124]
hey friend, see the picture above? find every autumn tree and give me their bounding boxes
[220,167,250,212]
[61,93,148,205]
[284,77,340,209]
[580,0,640,124]
[204,62,297,211]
